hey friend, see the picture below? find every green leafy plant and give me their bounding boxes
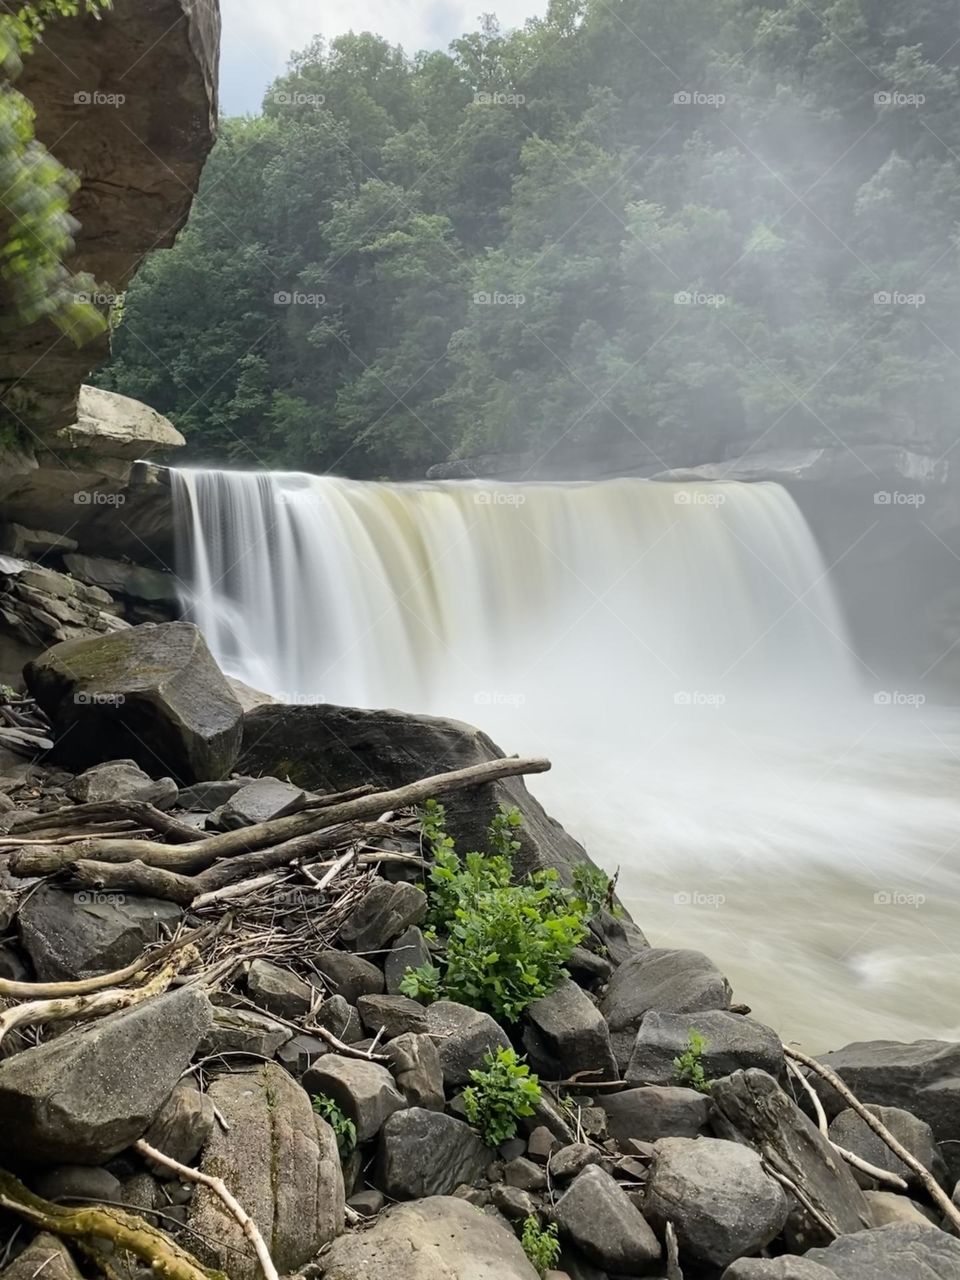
[673,1029,711,1094]
[404,803,589,1022]
[521,1215,561,1276]
[570,862,618,919]
[462,1047,541,1147]
[311,1093,357,1157]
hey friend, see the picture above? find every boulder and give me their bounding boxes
[0,1234,83,1280]
[303,1055,406,1142]
[598,1086,711,1143]
[208,777,307,829]
[425,1000,512,1085]
[549,1143,600,1181]
[313,950,385,1003]
[276,1034,330,1078]
[176,778,253,812]
[644,1137,790,1267]
[25,622,243,783]
[65,759,178,807]
[600,949,732,1069]
[523,979,618,1081]
[384,1032,445,1110]
[376,1108,491,1199]
[357,993,430,1039]
[246,959,314,1021]
[32,1165,123,1205]
[198,1006,292,1059]
[553,1165,662,1274]
[187,1064,344,1280]
[320,1195,540,1280]
[314,994,363,1044]
[722,1259,837,1278]
[828,1105,945,1190]
[0,524,77,559]
[384,925,431,994]
[141,1082,215,1174]
[863,1190,940,1228]
[338,879,427,952]
[626,1010,783,1086]
[493,1183,540,1219]
[62,554,179,605]
[0,986,210,1164]
[724,1223,960,1278]
[504,1157,548,1190]
[18,885,182,981]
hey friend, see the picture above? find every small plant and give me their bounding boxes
[462,1047,542,1147]
[673,1029,711,1093]
[521,1215,561,1276]
[571,862,619,918]
[311,1093,357,1157]
[399,961,442,1003]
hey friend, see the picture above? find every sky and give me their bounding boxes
[220,0,548,116]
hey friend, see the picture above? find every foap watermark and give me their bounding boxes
[73,490,125,507]
[674,890,726,909]
[74,90,126,108]
[874,490,925,507]
[874,890,925,909]
[674,690,726,708]
[474,90,525,106]
[75,289,124,308]
[273,90,326,107]
[873,690,926,707]
[275,290,325,307]
[75,890,126,906]
[873,290,925,308]
[473,290,525,307]
[276,489,325,508]
[75,692,126,707]
[474,691,526,708]
[474,490,526,507]
[674,489,726,506]
[274,691,323,705]
[674,290,725,308]
[875,90,925,108]
[673,90,726,108]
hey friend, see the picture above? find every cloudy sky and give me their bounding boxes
[220,0,548,116]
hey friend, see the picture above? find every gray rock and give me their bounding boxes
[357,993,429,1039]
[504,1157,547,1190]
[600,949,732,1069]
[385,1032,445,1110]
[553,1165,661,1274]
[209,777,307,829]
[18,885,182,981]
[599,1086,711,1144]
[550,1144,600,1181]
[338,879,427,952]
[303,1054,406,1142]
[493,1184,540,1219]
[347,1188,385,1217]
[276,1034,330,1078]
[0,890,17,932]
[384,925,431,994]
[313,951,384,1003]
[0,1234,84,1280]
[314,993,364,1044]
[0,943,29,982]
[425,1000,512,1085]
[828,1105,945,1190]
[246,959,314,1020]
[177,778,253,811]
[591,908,649,965]
[65,759,178,808]
[33,1164,123,1204]
[722,1259,836,1279]
[626,1010,783,1086]
[863,1190,940,1229]
[376,1108,491,1199]
[567,945,614,986]
[321,1194,540,1279]
[0,986,210,1164]
[523,979,619,1082]
[62,552,179,605]
[187,1063,344,1280]
[25,622,243,784]
[141,1082,215,1175]
[0,523,78,559]
[529,1126,561,1161]
[724,1222,960,1279]
[198,1006,292,1059]
[644,1136,790,1267]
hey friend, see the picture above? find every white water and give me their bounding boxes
[172,469,960,1048]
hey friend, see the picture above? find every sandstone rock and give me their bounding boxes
[61,387,186,460]
[62,554,179,605]
[209,777,307,829]
[0,1234,83,1280]
[187,1064,344,1280]
[321,1195,539,1280]
[199,1006,292,1059]
[599,1086,711,1143]
[626,1010,783,1086]
[523,979,618,1081]
[18,885,182,981]
[644,1136,790,1267]
[0,524,77,559]
[863,1190,939,1228]
[25,622,243,783]
[384,1032,445,1110]
[600,949,732,1069]
[33,1165,123,1205]
[384,925,431,994]
[246,959,314,1020]
[313,950,385,1003]
[303,1055,406,1142]
[376,1108,491,1199]
[553,1165,661,1274]
[141,1082,215,1175]
[0,987,210,1164]
[358,993,429,1039]
[338,879,427,952]
[347,1188,385,1217]
[828,1104,945,1190]
[65,759,178,808]
[425,1000,512,1085]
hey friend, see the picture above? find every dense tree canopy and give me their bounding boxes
[97,0,960,476]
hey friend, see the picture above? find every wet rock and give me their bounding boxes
[357,993,429,1039]
[313,951,384,1003]
[187,1063,344,1280]
[246,959,314,1021]
[553,1165,661,1274]
[523,979,618,1081]
[599,1086,711,1144]
[18,884,182,981]
[644,1136,790,1267]
[33,1165,124,1205]
[425,1000,512,1085]
[338,879,427,952]
[626,1010,783,1086]
[276,1034,330,1078]
[384,925,431,994]
[199,1006,292,1059]
[65,759,178,808]
[0,987,210,1164]
[314,994,364,1044]
[303,1055,406,1142]
[0,1234,83,1280]
[320,1194,539,1279]
[208,777,307,829]
[141,1082,215,1175]
[384,1032,445,1110]
[62,553,179,606]
[600,949,732,1069]
[376,1108,491,1199]
[828,1104,945,1190]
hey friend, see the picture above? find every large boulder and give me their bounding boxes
[303,1055,406,1142]
[553,1165,662,1274]
[425,1000,512,1086]
[25,622,243,783]
[320,1195,539,1280]
[599,1085,712,1143]
[523,978,619,1081]
[65,759,177,807]
[376,1108,491,1199]
[626,1010,783,1086]
[827,1105,946,1191]
[722,1223,960,1278]
[187,1064,344,1280]
[0,986,210,1165]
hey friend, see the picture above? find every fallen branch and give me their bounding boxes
[8,802,205,843]
[785,1045,960,1231]
[134,1139,278,1280]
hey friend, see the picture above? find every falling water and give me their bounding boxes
[172,469,960,1047]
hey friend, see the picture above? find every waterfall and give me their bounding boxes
[170,469,858,730]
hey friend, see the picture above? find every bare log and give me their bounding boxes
[9,802,205,843]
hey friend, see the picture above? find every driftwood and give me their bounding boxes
[7,802,205,843]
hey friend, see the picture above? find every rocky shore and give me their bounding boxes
[0,620,954,1279]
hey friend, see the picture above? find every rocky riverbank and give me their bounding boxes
[0,620,955,1279]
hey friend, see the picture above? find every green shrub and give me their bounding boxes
[673,1029,711,1093]
[521,1216,561,1275]
[311,1093,357,1157]
[570,862,618,918]
[462,1047,542,1147]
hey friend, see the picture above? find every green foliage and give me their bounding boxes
[673,1029,711,1094]
[521,1216,561,1276]
[311,1093,357,1157]
[462,1047,542,1146]
[571,863,617,919]
[404,803,589,1023]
